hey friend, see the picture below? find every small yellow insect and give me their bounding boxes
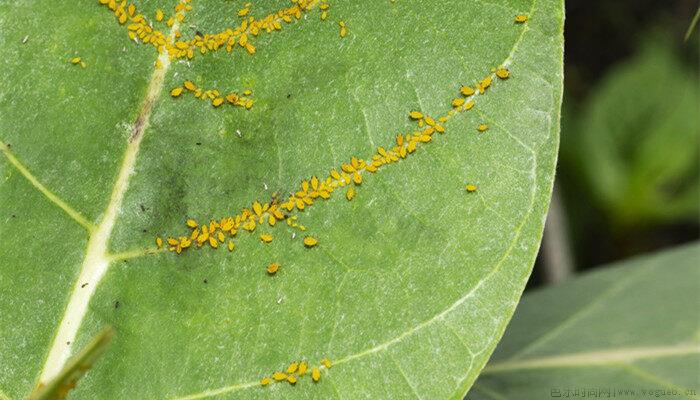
[321,358,332,369]
[267,262,280,275]
[156,237,163,248]
[171,87,184,97]
[287,362,299,374]
[346,186,355,201]
[460,85,475,96]
[287,375,297,384]
[496,67,510,79]
[260,377,270,386]
[409,111,423,120]
[465,184,478,192]
[260,234,273,243]
[303,236,318,248]
[272,371,287,381]
[477,124,489,132]
[183,80,197,91]
[515,14,528,23]
[298,362,308,375]
[311,367,321,382]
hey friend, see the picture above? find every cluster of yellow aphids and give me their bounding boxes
[155,209,319,255]
[260,358,332,387]
[158,63,513,256]
[97,0,324,62]
[170,80,254,110]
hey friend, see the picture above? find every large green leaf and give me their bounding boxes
[0,0,563,398]
[470,243,700,399]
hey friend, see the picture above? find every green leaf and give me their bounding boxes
[562,36,700,228]
[470,243,700,399]
[0,1,563,399]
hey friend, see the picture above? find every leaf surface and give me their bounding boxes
[471,243,700,399]
[0,0,563,398]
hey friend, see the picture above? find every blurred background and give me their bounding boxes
[529,0,699,288]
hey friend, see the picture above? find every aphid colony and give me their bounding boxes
[158,64,512,256]
[171,80,254,110]
[260,358,332,387]
[96,0,331,63]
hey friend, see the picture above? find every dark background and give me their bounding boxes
[529,0,699,288]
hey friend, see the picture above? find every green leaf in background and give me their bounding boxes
[0,0,563,398]
[470,243,700,399]
[563,36,700,228]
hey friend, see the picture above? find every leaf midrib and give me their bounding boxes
[37,17,182,385]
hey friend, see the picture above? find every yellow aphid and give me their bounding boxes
[186,219,198,228]
[267,262,280,275]
[346,186,355,201]
[460,86,475,96]
[184,81,196,91]
[409,111,423,120]
[243,89,252,96]
[155,9,164,22]
[463,101,475,111]
[466,184,478,192]
[171,87,184,97]
[156,237,163,248]
[70,57,81,64]
[298,362,308,375]
[238,8,249,17]
[515,14,528,23]
[287,375,297,384]
[496,67,510,79]
[227,241,235,252]
[303,236,318,248]
[260,377,270,386]
[481,76,493,90]
[212,98,225,107]
[311,367,321,382]
[434,124,445,133]
[260,233,273,243]
[452,98,465,108]
[321,358,332,369]
[272,371,287,381]
[287,362,299,374]
[477,124,489,132]
[425,116,436,126]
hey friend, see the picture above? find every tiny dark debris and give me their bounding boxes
[203,279,208,284]
[81,283,88,288]
[287,93,292,99]
[196,142,202,146]
[140,204,146,212]
[114,300,120,309]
